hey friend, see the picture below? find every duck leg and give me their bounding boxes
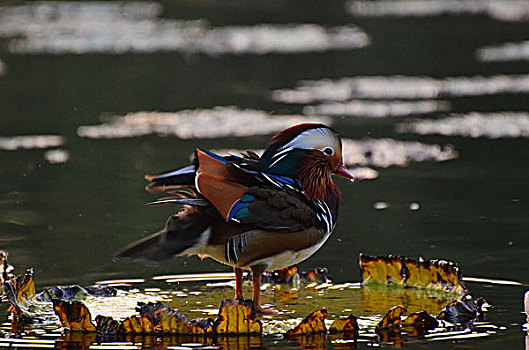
[234,267,244,300]
[251,265,278,315]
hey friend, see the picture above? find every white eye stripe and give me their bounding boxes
[279,127,339,153]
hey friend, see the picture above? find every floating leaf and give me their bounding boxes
[360,254,467,294]
[437,295,490,328]
[376,306,406,330]
[120,302,214,335]
[259,266,299,284]
[4,268,36,316]
[329,314,359,338]
[286,309,328,337]
[52,300,97,332]
[300,267,330,283]
[95,315,120,335]
[214,299,262,335]
[402,310,438,331]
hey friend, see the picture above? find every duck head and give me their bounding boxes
[260,123,354,201]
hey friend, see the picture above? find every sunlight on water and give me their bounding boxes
[346,0,529,22]
[0,2,369,55]
[272,74,529,102]
[303,100,451,118]
[477,41,529,62]
[398,112,529,139]
[0,135,64,151]
[342,138,457,168]
[77,107,330,139]
[43,149,69,164]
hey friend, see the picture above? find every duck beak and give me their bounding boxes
[335,162,355,182]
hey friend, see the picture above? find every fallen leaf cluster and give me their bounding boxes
[360,254,467,294]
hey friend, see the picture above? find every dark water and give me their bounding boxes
[1,0,529,348]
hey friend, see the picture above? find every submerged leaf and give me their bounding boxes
[52,300,97,332]
[214,299,262,335]
[286,309,328,337]
[360,254,466,294]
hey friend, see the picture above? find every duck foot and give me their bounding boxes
[255,305,278,315]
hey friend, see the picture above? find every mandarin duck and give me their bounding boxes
[118,123,353,313]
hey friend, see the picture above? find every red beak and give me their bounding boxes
[335,162,355,181]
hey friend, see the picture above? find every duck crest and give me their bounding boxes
[259,123,331,173]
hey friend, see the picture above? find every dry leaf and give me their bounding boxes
[376,306,406,330]
[329,314,359,337]
[402,310,438,330]
[120,302,214,335]
[214,299,262,335]
[53,300,97,332]
[360,254,466,294]
[286,309,328,337]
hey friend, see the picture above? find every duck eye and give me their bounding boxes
[323,147,334,156]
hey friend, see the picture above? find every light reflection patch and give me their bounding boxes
[398,112,529,138]
[0,2,369,55]
[303,100,451,118]
[347,0,529,22]
[77,107,331,139]
[477,41,529,62]
[272,74,529,103]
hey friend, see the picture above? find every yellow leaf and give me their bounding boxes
[214,299,262,335]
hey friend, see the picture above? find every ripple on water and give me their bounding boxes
[76,107,331,139]
[398,112,529,139]
[477,41,529,62]
[346,0,529,22]
[272,74,529,103]
[303,100,451,118]
[342,138,458,168]
[0,135,64,151]
[0,2,369,55]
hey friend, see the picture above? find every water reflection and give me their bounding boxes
[303,100,451,118]
[477,41,529,62]
[77,108,330,139]
[346,0,529,22]
[272,74,529,102]
[342,138,457,168]
[0,135,64,151]
[398,112,529,139]
[0,2,369,55]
